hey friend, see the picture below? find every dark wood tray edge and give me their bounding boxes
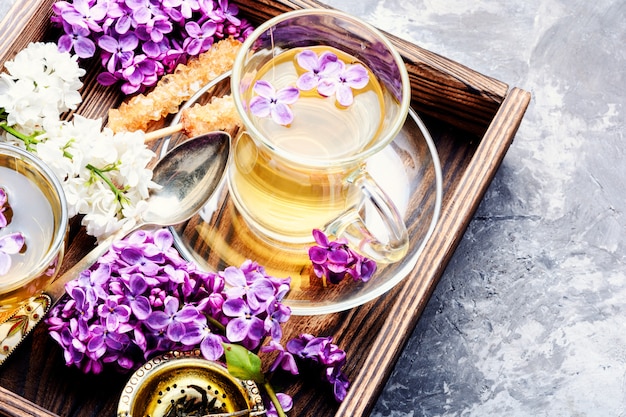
[337,87,531,416]
[0,0,531,415]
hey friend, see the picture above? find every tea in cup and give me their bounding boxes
[0,144,68,321]
[230,9,411,263]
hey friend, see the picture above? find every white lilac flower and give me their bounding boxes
[62,176,91,218]
[81,182,125,239]
[110,130,158,197]
[0,43,85,132]
[0,42,158,242]
[3,42,85,113]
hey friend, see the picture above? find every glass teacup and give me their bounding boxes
[230,9,411,263]
[0,144,68,322]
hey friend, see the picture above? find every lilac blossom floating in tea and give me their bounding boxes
[0,188,25,276]
[249,48,372,126]
[295,49,342,91]
[296,49,370,107]
[0,233,25,276]
[249,80,299,125]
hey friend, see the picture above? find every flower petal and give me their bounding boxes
[252,80,275,98]
[271,102,294,125]
[296,72,318,91]
[0,232,24,254]
[276,86,299,104]
[0,252,10,275]
[335,84,355,107]
[166,320,186,342]
[222,297,247,316]
[318,51,339,70]
[225,317,249,342]
[249,96,271,118]
[344,63,369,89]
[308,246,328,264]
[200,334,225,360]
[295,49,319,71]
[317,78,337,97]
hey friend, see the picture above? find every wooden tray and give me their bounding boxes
[0,0,530,416]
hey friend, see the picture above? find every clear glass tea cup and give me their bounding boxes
[0,144,68,322]
[230,9,411,263]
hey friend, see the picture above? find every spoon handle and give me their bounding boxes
[45,233,117,304]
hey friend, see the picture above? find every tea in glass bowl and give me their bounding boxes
[0,144,68,321]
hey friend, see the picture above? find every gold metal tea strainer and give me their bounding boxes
[117,350,265,417]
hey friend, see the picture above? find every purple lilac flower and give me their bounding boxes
[141,37,168,59]
[145,296,203,342]
[0,232,25,275]
[57,21,96,58]
[317,61,369,107]
[286,333,350,402]
[44,227,351,414]
[97,295,132,331]
[222,298,266,349]
[97,33,138,73]
[210,0,240,26]
[135,15,174,43]
[183,20,217,55]
[51,0,254,94]
[264,299,289,340]
[296,49,370,106]
[308,229,377,284]
[261,340,298,375]
[249,80,300,126]
[126,0,167,26]
[120,55,162,94]
[265,392,293,417]
[162,38,186,71]
[45,228,294,376]
[120,273,152,320]
[295,49,341,91]
[58,0,107,32]
[162,0,199,21]
[222,265,275,312]
[200,331,226,360]
[104,1,133,34]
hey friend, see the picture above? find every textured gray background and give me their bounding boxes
[320,1,625,416]
[1,0,624,415]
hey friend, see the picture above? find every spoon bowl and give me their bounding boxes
[143,132,230,226]
[45,131,230,303]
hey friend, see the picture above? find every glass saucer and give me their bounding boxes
[161,72,443,315]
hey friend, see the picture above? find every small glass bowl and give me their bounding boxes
[117,350,265,417]
[0,143,68,321]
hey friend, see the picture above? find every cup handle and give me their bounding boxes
[325,170,409,264]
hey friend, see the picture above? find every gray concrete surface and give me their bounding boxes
[320,1,625,416]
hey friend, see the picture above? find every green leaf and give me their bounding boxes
[222,343,265,384]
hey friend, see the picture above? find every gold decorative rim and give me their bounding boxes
[117,350,265,417]
[0,294,51,366]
